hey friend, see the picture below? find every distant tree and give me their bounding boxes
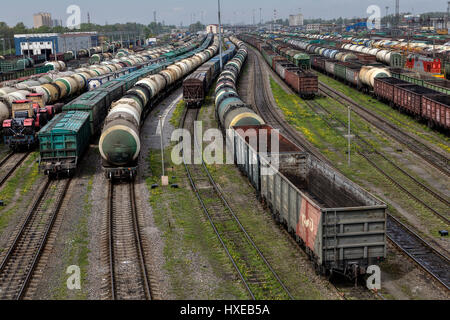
[189,21,205,33]
[13,22,27,34]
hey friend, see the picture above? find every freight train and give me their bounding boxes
[217,37,387,280]
[99,34,220,180]
[215,37,264,130]
[240,35,318,99]
[182,39,237,107]
[37,35,213,177]
[2,93,63,149]
[1,43,176,132]
[263,35,450,131]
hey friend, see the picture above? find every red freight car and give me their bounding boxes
[311,55,326,71]
[422,94,450,130]
[183,72,208,107]
[355,53,377,64]
[393,84,437,116]
[285,69,319,99]
[374,77,415,102]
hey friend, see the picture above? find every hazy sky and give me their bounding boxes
[1,0,448,27]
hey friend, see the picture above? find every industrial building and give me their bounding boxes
[306,24,321,31]
[289,14,304,27]
[52,19,63,27]
[14,32,99,57]
[33,12,52,28]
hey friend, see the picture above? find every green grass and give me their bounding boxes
[0,152,40,234]
[146,148,248,300]
[52,160,95,300]
[170,100,186,127]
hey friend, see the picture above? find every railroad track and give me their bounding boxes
[303,98,450,225]
[303,94,450,290]
[247,46,450,293]
[318,83,450,178]
[250,48,333,167]
[387,215,450,291]
[0,178,70,300]
[181,107,293,300]
[106,180,154,300]
[0,152,30,188]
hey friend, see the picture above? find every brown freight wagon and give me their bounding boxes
[374,77,415,102]
[272,56,287,70]
[311,56,326,71]
[285,69,319,98]
[422,94,450,130]
[232,125,387,278]
[183,72,207,107]
[393,84,438,116]
[355,53,377,63]
[274,60,296,80]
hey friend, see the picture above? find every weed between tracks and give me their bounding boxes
[270,78,449,240]
[146,116,248,299]
[318,74,450,154]
[52,156,96,300]
[0,152,40,240]
[170,100,186,128]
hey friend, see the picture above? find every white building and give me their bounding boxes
[289,14,304,27]
[206,24,224,34]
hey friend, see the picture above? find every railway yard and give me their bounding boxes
[0,3,449,305]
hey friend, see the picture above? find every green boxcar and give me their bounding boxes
[398,73,425,86]
[390,52,405,68]
[293,53,311,70]
[423,79,450,95]
[334,62,348,81]
[38,111,91,173]
[391,69,450,95]
[96,79,127,102]
[35,65,52,74]
[63,90,111,136]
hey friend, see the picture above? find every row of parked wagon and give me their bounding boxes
[37,35,214,178]
[278,36,450,131]
[216,36,387,280]
[215,37,264,130]
[240,35,319,99]
[99,35,219,179]
[183,39,237,107]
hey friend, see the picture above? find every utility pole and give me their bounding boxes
[260,8,262,26]
[253,9,256,26]
[218,0,223,71]
[395,0,400,27]
[347,106,352,167]
[446,1,450,31]
[385,7,389,27]
[154,11,157,24]
[159,115,168,186]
